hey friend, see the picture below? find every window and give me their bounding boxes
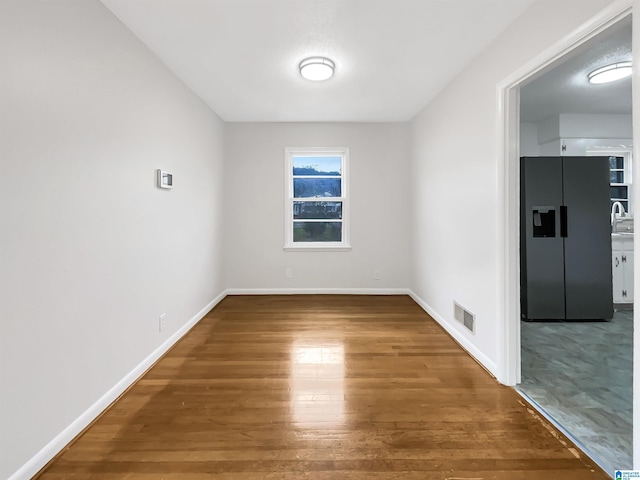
[608,154,631,213]
[588,150,633,214]
[284,147,350,250]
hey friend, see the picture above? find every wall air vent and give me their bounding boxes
[454,301,475,333]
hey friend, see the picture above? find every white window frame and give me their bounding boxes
[284,147,351,251]
[587,148,633,215]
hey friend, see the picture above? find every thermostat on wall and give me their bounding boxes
[157,169,173,189]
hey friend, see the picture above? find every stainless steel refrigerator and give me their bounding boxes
[520,156,613,321]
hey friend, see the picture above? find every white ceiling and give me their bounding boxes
[520,16,632,123]
[100,0,535,122]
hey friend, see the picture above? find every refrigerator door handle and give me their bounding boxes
[560,206,568,237]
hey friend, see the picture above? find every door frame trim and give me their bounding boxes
[496,0,633,384]
[497,2,636,465]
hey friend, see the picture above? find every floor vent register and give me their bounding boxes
[454,302,475,333]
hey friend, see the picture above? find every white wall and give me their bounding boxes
[536,115,562,145]
[520,122,541,156]
[0,1,226,478]
[409,0,619,377]
[224,123,411,291]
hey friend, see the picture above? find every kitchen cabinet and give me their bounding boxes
[612,234,634,304]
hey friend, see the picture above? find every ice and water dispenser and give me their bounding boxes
[532,207,555,238]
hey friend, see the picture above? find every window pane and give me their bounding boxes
[610,171,624,183]
[611,200,629,212]
[609,156,624,169]
[611,186,628,199]
[293,222,342,242]
[294,202,342,219]
[293,156,341,176]
[294,178,341,198]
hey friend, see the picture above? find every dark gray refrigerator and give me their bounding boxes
[520,156,613,321]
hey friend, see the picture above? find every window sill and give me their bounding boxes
[284,245,352,252]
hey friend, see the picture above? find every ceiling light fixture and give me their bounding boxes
[588,61,632,84]
[299,57,335,81]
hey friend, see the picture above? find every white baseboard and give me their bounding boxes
[226,287,411,295]
[8,291,227,480]
[408,290,497,378]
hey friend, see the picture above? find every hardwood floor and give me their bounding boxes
[36,295,608,479]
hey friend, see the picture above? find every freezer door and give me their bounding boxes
[562,156,613,320]
[520,157,565,320]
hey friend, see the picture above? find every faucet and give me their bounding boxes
[611,201,626,231]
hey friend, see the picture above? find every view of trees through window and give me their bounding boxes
[291,155,344,243]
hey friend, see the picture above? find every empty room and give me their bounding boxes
[1,0,638,479]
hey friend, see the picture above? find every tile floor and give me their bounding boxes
[518,309,632,476]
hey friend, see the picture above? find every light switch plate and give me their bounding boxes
[157,169,173,189]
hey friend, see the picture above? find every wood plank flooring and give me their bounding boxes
[36,295,609,479]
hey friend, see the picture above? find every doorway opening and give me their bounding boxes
[498,4,634,475]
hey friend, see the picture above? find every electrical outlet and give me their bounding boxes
[159,313,166,332]
[285,268,293,279]
[374,270,381,280]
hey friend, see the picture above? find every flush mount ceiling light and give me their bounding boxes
[299,57,335,81]
[588,61,632,84]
